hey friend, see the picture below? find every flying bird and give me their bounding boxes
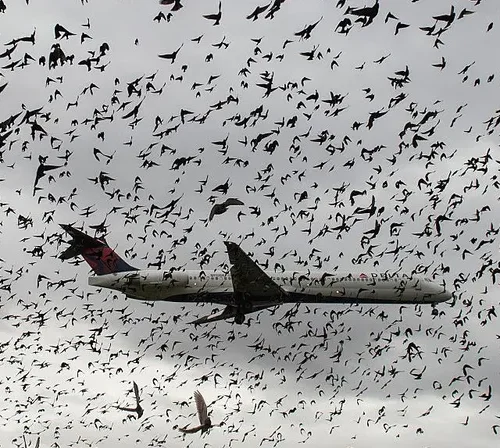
[33,159,62,195]
[212,179,230,194]
[54,23,76,39]
[158,44,183,63]
[209,198,244,221]
[116,381,143,419]
[160,0,183,10]
[203,1,222,26]
[247,3,270,21]
[179,390,223,434]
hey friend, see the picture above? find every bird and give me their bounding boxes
[212,179,230,194]
[209,198,244,221]
[153,11,168,22]
[433,5,455,28]
[80,32,92,43]
[203,1,222,26]
[158,44,183,63]
[54,24,76,39]
[346,0,380,26]
[394,22,409,35]
[432,56,446,70]
[160,0,183,11]
[247,3,270,21]
[33,159,62,195]
[116,381,143,419]
[179,390,223,434]
[294,17,323,40]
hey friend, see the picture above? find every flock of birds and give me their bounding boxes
[1,0,500,447]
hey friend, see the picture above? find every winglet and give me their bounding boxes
[223,241,240,264]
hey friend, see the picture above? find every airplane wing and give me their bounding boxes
[224,241,287,298]
[189,242,287,325]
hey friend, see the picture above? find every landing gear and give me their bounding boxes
[233,293,251,324]
[234,313,245,325]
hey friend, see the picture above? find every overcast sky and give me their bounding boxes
[0,0,499,447]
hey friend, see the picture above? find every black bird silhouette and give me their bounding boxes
[247,3,270,21]
[33,159,61,195]
[54,24,76,39]
[432,56,446,70]
[116,381,143,419]
[158,44,183,63]
[264,0,286,19]
[160,0,183,10]
[80,32,92,43]
[209,198,243,221]
[153,11,167,22]
[395,22,409,35]
[295,17,322,40]
[212,179,230,194]
[433,5,455,28]
[346,0,379,26]
[203,1,222,25]
[0,44,17,60]
[48,43,66,69]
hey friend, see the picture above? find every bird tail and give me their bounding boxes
[59,224,137,275]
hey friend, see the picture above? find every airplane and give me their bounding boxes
[59,224,451,325]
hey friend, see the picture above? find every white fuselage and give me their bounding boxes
[89,269,451,305]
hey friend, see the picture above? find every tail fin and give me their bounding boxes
[60,224,137,275]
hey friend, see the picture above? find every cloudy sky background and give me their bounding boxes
[0,0,499,446]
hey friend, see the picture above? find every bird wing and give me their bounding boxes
[194,390,208,425]
[158,52,174,59]
[40,164,61,172]
[209,204,221,221]
[133,381,140,405]
[222,197,244,207]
